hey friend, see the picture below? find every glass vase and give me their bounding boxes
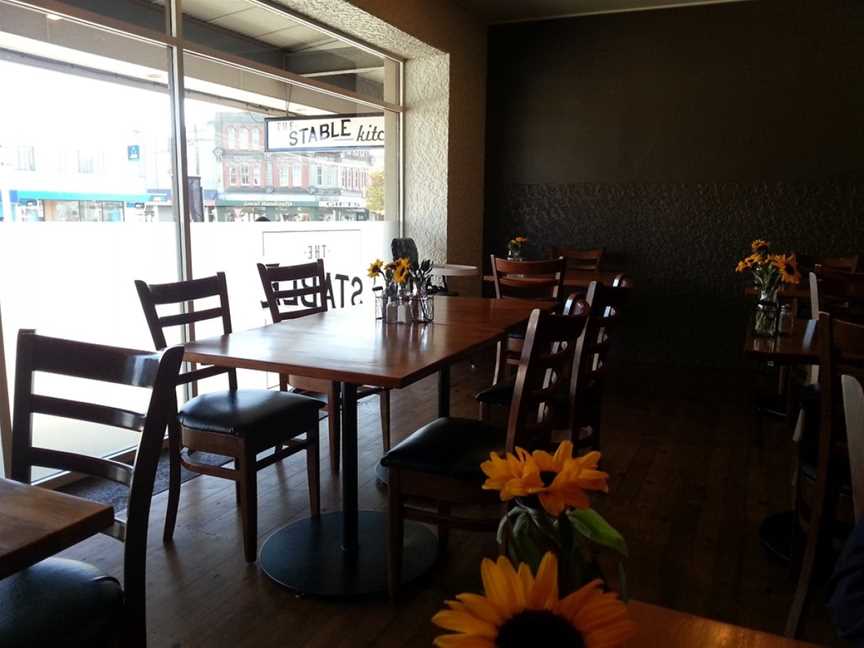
[754,288,780,337]
[410,288,434,323]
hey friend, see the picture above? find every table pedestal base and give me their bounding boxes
[260,511,437,597]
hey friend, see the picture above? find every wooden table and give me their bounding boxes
[183,296,550,596]
[744,319,819,364]
[0,478,114,580]
[483,269,623,291]
[627,602,817,647]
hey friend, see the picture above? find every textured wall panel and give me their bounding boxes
[487,179,864,367]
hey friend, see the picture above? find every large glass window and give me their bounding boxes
[0,0,403,478]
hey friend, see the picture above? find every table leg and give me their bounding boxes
[260,381,437,596]
[438,365,450,417]
[341,382,358,553]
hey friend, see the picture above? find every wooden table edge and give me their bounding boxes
[0,483,114,580]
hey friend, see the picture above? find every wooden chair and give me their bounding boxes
[381,305,588,597]
[813,268,864,323]
[842,372,864,523]
[489,255,566,385]
[135,273,323,562]
[799,254,860,274]
[1,331,183,647]
[257,261,391,471]
[786,314,864,637]
[550,246,605,271]
[476,275,632,450]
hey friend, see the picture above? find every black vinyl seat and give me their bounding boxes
[179,389,323,437]
[380,417,503,480]
[0,558,122,648]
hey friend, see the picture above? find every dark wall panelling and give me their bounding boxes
[484,0,864,368]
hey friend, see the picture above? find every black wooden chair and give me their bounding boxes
[475,276,632,449]
[257,261,391,471]
[381,303,588,597]
[787,315,864,637]
[135,273,323,562]
[0,331,183,647]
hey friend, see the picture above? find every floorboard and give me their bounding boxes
[58,357,842,646]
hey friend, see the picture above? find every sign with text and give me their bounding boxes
[265,114,384,152]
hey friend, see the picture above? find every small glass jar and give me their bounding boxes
[778,304,794,335]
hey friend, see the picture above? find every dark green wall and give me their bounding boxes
[484,0,864,367]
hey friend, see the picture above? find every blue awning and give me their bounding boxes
[11,190,153,203]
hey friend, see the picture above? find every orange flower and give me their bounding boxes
[432,553,636,648]
[751,239,770,253]
[771,253,801,285]
[481,442,609,516]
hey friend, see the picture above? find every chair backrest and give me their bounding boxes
[391,238,420,269]
[505,307,588,452]
[11,330,183,634]
[135,273,236,388]
[567,279,631,448]
[550,246,604,272]
[819,314,864,524]
[490,255,567,301]
[799,254,860,274]
[842,374,864,523]
[814,268,864,322]
[257,260,328,322]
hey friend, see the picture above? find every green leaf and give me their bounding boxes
[566,509,629,558]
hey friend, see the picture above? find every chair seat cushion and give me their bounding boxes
[0,557,122,648]
[474,381,515,406]
[380,417,504,480]
[179,389,324,437]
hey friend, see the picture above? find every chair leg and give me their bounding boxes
[492,340,505,385]
[437,502,450,558]
[327,382,341,473]
[306,419,321,517]
[387,468,404,599]
[380,390,391,452]
[279,373,289,391]
[479,402,489,422]
[163,419,182,544]
[237,441,258,563]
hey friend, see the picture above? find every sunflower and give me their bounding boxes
[432,552,636,648]
[751,239,770,253]
[367,259,384,279]
[772,253,800,285]
[481,442,609,517]
[392,257,411,285]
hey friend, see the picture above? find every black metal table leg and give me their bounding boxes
[260,380,437,596]
[438,365,450,417]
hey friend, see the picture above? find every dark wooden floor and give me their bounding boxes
[60,357,842,646]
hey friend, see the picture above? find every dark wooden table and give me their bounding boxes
[627,601,817,647]
[183,296,550,596]
[743,319,819,364]
[0,478,114,580]
[483,269,623,291]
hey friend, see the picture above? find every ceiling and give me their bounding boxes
[457,0,750,23]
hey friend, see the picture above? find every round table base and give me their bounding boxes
[260,511,437,597]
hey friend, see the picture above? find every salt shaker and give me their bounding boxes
[778,304,794,335]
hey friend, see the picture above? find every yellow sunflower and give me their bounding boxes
[392,258,411,285]
[367,259,384,279]
[772,253,800,285]
[481,442,609,517]
[751,239,770,253]
[432,552,636,648]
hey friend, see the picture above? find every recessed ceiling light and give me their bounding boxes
[46,13,62,21]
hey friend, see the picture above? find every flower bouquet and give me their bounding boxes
[507,235,529,261]
[368,257,411,321]
[433,441,635,647]
[735,239,800,336]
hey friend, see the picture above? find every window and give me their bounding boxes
[239,127,249,149]
[278,165,289,186]
[16,145,35,171]
[229,166,239,185]
[252,165,261,186]
[292,164,303,187]
[77,150,95,174]
[240,164,250,185]
[227,127,236,149]
[251,128,260,148]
